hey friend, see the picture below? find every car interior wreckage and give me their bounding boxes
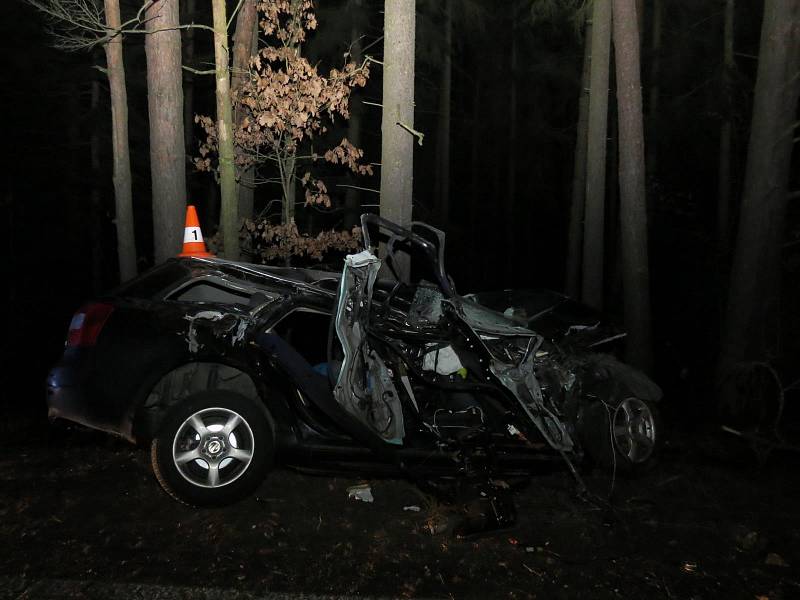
[47,214,662,535]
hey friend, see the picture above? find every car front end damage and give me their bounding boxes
[326,215,663,530]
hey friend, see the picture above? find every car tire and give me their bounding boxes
[150,391,274,506]
[579,391,661,476]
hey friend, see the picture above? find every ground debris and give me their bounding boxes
[4,424,800,599]
[346,484,374,503]
[764,553,789,567]
[735,529,767,553]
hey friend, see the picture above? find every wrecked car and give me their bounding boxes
[47,214,661,511]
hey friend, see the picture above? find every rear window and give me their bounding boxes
[169,280,252,305]
[112,261,191,299]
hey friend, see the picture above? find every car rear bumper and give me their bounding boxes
[46,360,132,441]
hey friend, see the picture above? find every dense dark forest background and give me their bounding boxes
[2,0,798,427]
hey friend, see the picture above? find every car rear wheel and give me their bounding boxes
[580,393,661,475]
[151,391,274,506]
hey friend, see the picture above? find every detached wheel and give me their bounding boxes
[151,391,274,506]
[580,393,661,475]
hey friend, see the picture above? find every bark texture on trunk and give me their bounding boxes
[380,0,416,281]
[581,0,612,310]
[718,0,735,252]
[145,0,186,263]
[343,99,362,229]
[104,0,136,281]
[636,0,645,37]
[232,0,258,224]
[282,155,296,226]
[613,0,653,372]
[435,0,452,221]
[565,14,592,298]
[183,0,196,151]
[211,0,239,260]
[719,0,800,375]
[345,4,364,230]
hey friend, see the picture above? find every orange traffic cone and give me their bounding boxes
[178,205,213,258]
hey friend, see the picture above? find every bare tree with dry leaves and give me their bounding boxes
[196,0,371,263]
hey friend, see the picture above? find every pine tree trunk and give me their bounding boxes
[345,2,364,230]
[607,71,621,307]
[636,0,645,36]
[380,0,416,281]
[565,13,592,298]
[145,0,186,263]
[211,0,239,260]
[718,0,735,252]
[344,111,363,229]
[232,0,258,225]
[719,0,800,375]
[613,0,653,372]
[435,0,452,221]
[581,0,612,310]
[104,0,137,281]
[183,0,196,151]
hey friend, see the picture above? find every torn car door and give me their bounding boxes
[333,250,405,444]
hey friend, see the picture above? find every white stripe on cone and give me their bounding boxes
[183,226,204,244]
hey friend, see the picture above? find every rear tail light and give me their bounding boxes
[67,303,114,347]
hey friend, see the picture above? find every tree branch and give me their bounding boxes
[397,121,425,146]
[227,0,245,30]
[26,0,215,51]
[335,184,380,194]
[182,65,216,75]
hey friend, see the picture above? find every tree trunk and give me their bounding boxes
[380,0,416,281]
[211,0,239,260]
[183,0,196,151]
[232,0,259,225]
[103,0,137,281]
[145,0,186,263]
[581,0,612,310]
[718,0,735,252]
[435,0,452,221]
[646,0,662,176]
[565,13,592,298]
[613,0,653,372]
[345,4,364,230]
[607,68,621,308]
[636,0,645,37]
[719,0,800,376]
[344,111,363,229]
[282,155,296,225]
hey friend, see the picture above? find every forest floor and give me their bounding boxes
[1,413,799,600]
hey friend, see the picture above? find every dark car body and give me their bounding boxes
[47,215,662,506]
